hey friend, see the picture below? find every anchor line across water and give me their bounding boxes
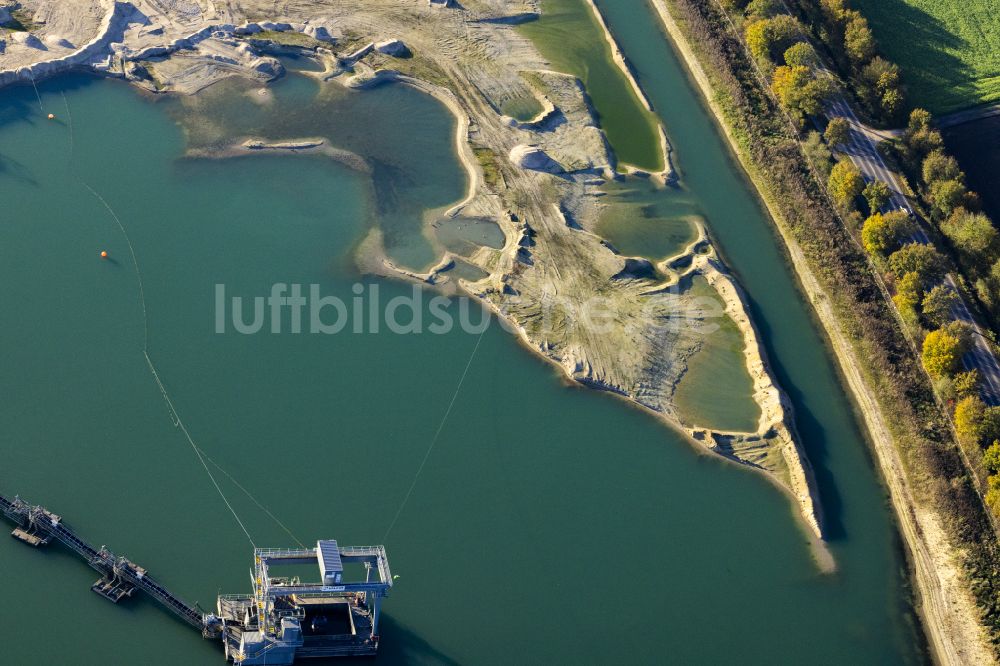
[59,91,308,550]
[60,84,483,552]
[382,326,487,543]
[28,72,43,112]
[61,92,74,163]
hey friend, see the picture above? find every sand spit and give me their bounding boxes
[1,0,820,542]
[648,0,995,660]
[695,255,822,541]
[581,0,674,181]
[183,136,371,173]
[582,0,651,114]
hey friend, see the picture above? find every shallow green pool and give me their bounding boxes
[0,8,924,661]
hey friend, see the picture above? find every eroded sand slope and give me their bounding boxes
[0,0,823,540]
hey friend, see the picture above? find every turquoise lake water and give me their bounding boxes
[0,4,925,662]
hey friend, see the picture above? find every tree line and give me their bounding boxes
[725,0,1000,517]
[667,0,1000,636]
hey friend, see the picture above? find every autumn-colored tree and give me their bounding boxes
[746,15,803,62]
[828,160,864,209]
[771,65,834,117]
[767,15,804,54]
[921,150,962,185]
[863,180,891,213]
[783,42,816,67]
[844,17,875,63]
[984,476,1000,518]
[941,208,999,259]
[824,117,850,148]
[880,88,904,117]
[921,284,958,328]
[861,210,913,256]
[984,441,1000,474]
[923,326,966,378]
[986,476,1000,516]
[986,261,1000,306]
[772,65,811,108]
[904,109,944,161]
[892,271,922,314]
[930,179,968,218]
[945,320,973,345]
[840,9,864,26]
[908,130,943,161]
[862,58,899,94]
[955,395,987,442]
[858,57,903,117]
[745,0,778,19]
[976,278,996,312]
[985,408,1000,447]
[805,76,836,114]
[982,271,1000,318]
[907,108,932,134]
[888,242,946,285]
[819,0,849,22]
[745,20,771,61]
[953,369,981,399]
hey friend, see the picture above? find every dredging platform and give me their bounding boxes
[0,490,393,664]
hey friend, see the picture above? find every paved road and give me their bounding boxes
[761,0,1000,403]
[826,97,1000,404]
[937,101,1000,129]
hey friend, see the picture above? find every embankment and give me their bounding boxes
[0,0,131,87]
[581,0,673,179]
[650,0,998,661]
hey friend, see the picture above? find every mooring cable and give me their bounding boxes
[195,445,306,548]
[144,352,257,547]
[61,91,74,161]
[28,72,43,112]
[58,91,316,549]
[80,180,150,346]
[81,168,257,546]
[382,326,487,543]
[83,171,258,547]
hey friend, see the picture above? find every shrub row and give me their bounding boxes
[664,0,1000,645]
[786,0,905,124]
[736,0,1000,525]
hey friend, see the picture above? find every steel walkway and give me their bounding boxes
[1,490,210,633]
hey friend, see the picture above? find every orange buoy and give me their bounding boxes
[100,250,108,259]
[47,113,55,120]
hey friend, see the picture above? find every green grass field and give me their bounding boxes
[854,0,1000,114]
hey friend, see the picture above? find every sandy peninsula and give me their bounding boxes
[0,0,823,547]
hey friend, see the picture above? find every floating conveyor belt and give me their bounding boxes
[0,490,221,636]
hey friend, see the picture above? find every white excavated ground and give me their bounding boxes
[0,0,823,541]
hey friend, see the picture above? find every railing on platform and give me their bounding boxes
[1,492,211,633]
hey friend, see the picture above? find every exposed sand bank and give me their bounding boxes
[648,0,994,661]
[183,136,372,173]
[580,0,673,180]
[1,0,821,545]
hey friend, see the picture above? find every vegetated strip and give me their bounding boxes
[786,0,1000,343]
[654,0,1000,653]
[777,0,1000,543]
